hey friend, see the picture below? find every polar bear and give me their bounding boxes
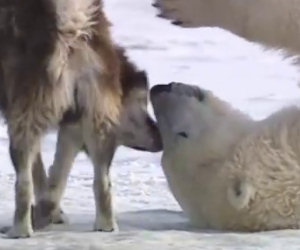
[150,82,300,231]
[153,0,300,56]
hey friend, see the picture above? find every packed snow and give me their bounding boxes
[1,0,300,249]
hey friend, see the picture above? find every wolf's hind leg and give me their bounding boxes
[5,133,40,238]
[85,130,117,232]
[33,123,83,229]
[32,151,48,203]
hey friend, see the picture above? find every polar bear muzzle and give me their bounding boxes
[150,82,206,148]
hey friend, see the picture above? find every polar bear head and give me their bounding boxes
[150,82,256,221]
[150,82,251,163]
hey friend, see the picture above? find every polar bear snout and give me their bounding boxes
[150,82,205,129]
[150,82,208,149]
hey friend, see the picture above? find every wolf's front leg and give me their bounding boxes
[86,131,117,232]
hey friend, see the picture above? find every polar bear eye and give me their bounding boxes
[177,131,189,138]
[196,89,205,102]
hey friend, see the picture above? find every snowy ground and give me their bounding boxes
[1,0,300,249]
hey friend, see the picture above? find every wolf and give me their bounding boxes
[32,47,162,231]
[0,0,122,238]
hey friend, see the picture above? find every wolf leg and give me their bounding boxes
[32,151,48,203]
[33,123,82,229]
[85,129,117,232]
[5,133,40,238]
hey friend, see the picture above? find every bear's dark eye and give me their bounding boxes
[177,132,188,138]
[196,88,205,102]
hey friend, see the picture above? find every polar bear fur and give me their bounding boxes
[150,82,300,231]
[154,0,300,56]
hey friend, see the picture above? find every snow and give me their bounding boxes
[1,0,300,248]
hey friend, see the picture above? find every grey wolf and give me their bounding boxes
[33,47,162,231]
[0,0,122,238]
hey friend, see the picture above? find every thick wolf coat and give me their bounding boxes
[0,0,121,238]
[32,47,162,230]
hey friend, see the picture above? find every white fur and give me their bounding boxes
[156,88,300,231]
[156,0,300,56]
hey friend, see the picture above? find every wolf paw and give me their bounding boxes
[94,219,118,232]
[3,225,32,239]
[0,226,10,234]
[52,208,69,225]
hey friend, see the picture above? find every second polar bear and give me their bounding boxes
[154,0,300,56]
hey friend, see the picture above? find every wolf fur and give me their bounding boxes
[151,82,300,231]
[32,47,162,231]
[154,0,300,56]
[0,0,121,238]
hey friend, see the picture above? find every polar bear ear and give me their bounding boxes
[227,178,255,210]
[153,0,203,28]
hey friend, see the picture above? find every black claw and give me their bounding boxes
[7,234,31,239]
[0,226,10,234]
[157,13,167,18]
[172,20,183,26]
[95,228,115,233]
[152,2,161,8]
